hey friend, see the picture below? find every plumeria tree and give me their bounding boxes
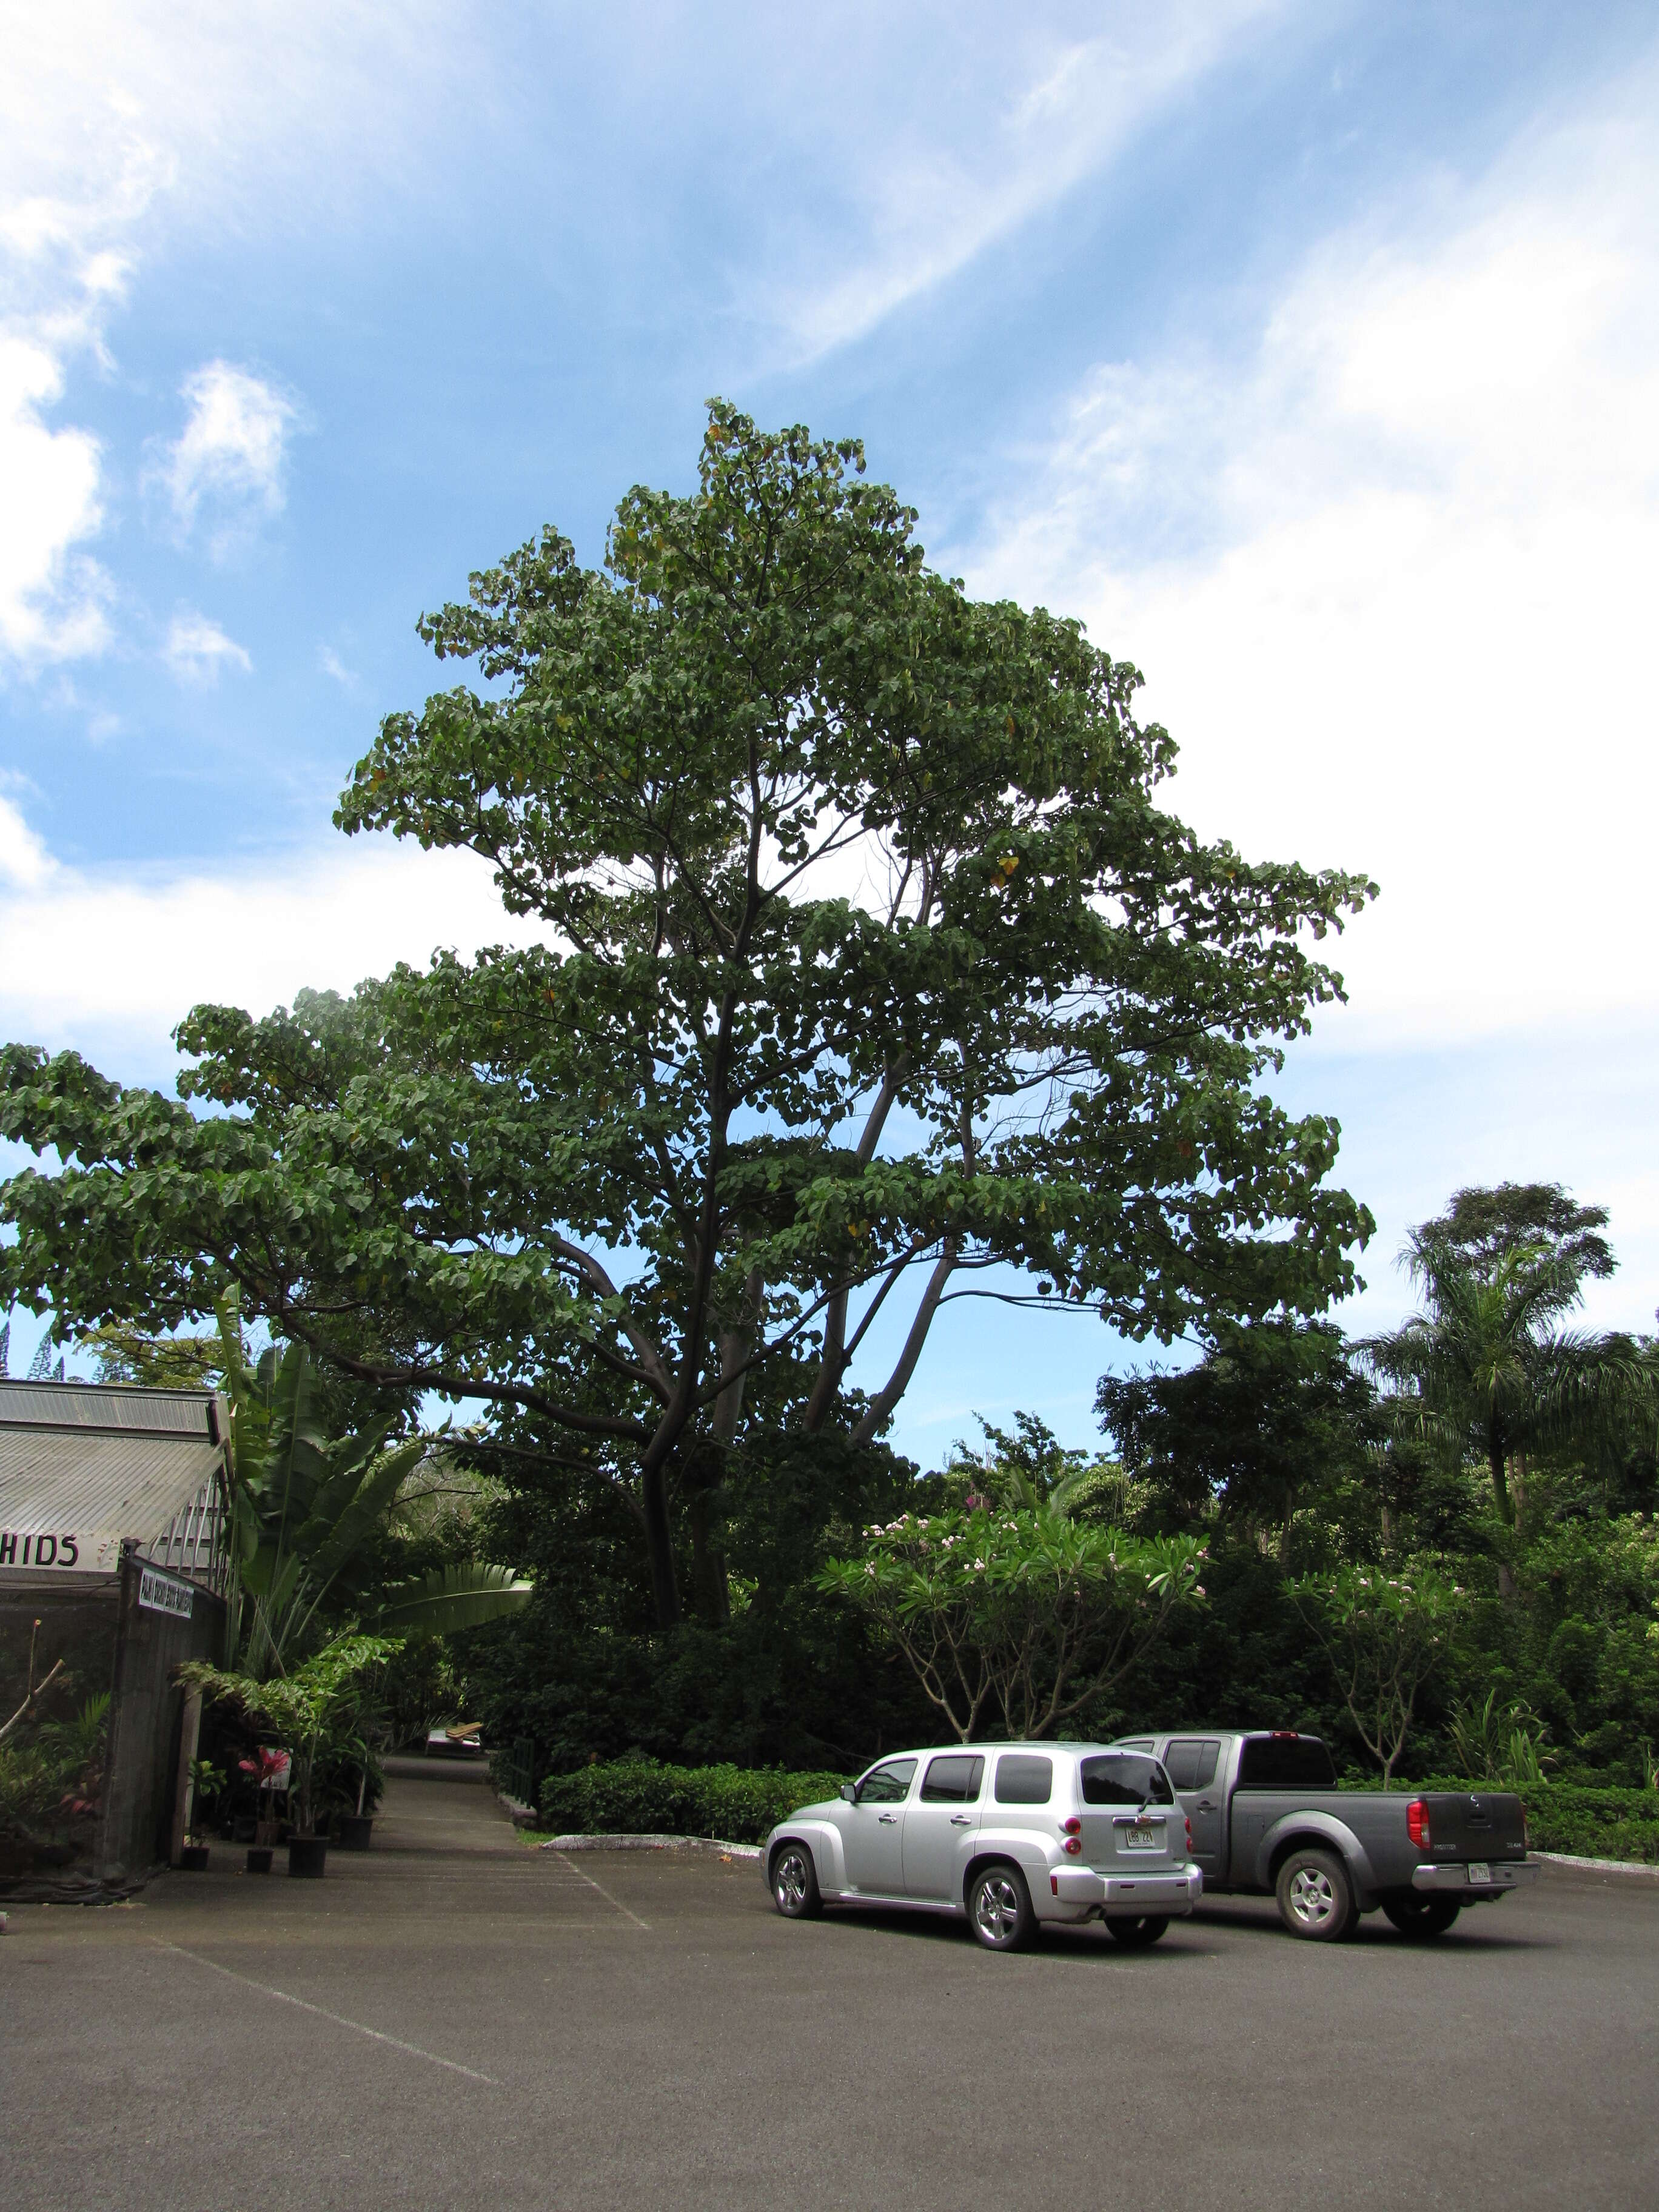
[819,1505,1205,1741]
[1289,1561,1463,1785]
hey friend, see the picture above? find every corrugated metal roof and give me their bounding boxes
[0,1429,225,1578]
[0,1378,218,1438]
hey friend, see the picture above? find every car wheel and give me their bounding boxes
[968,1863,1036,1952]
[1275,1846,1355,1941]
[770,1842,822,1919]
[1382,1894,1461,1937]
[1105,1914,1170,1947]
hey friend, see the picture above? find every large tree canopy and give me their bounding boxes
[1,403,1375,1627]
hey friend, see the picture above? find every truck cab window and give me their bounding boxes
[1238,1737,1336,1789]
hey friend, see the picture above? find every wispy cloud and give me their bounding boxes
[152,360,297,552]
[317,644,355,688]
[961,63,1659,1047]
[164,609,251,684]
[769,2,1289,361]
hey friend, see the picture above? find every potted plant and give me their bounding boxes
[238,1747,288,1871]
[179,1758,223,1870]
[179,1636,402,1881]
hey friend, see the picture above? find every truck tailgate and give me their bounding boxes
[1423,1790,1527,1860]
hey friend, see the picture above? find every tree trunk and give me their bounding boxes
[1487,1439,1513,1526]
[686,1484,730,1627]
[640,1458,682,1627]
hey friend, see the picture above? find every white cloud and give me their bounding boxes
[0,333,109,663]
[318,645,355,688]
[0,791,54,888]
[153,360,297,549]
[164,609,252,683]
[0,794,548,1076]
[961,69,1659,1048]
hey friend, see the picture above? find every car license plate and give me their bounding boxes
[1467,1862,1491,1885]
[1122,1823,1162,1853]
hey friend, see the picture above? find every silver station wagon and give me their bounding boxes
[763,1742,1203,1951]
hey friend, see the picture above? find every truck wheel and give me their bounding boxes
[1382,1894,1461,1937]
[770,1842,822,1919]
[1106,1915,1170,1947]
[968,1863,1036,1951]
[1275,1846,1355,1941]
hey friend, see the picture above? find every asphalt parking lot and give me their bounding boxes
[4,1761,1657,2211]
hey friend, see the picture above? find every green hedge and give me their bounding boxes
[1344,1775,1659,1864]
[538,1761,850,1844]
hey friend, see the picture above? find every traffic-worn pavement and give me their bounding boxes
[4,1755,1656,2211]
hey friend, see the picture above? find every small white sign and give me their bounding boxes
[138,1566,195,1619]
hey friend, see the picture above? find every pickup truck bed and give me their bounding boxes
[1111,1728,1538,1940]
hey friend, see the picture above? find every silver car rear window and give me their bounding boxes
[1079,1754,1174,1806]
[994,1755,1053,1805]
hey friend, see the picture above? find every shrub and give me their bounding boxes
[538,1760,849,1843]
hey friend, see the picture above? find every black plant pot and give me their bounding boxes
[287,1835,329,1879]
[233,1815,258,1844]
[179,1844,210,1872]
[246,1846,274,1874]
[338,1814,374,1852]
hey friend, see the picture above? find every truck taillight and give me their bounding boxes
[1407,1797,1430,1850]
[1185,1815,1193,1853]
[1062,1817,1081,1835]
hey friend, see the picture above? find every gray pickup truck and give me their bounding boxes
[1111,1728,1538,1940]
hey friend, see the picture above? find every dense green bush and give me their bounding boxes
[1344,1775,1659,1862]
[539,1760,850,1843]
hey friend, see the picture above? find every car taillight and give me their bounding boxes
[1063,1838,1082,1854]
[1185,1814,1193,1853]
[1062,1817,1081,1834]
[1407,1797,1430,1850]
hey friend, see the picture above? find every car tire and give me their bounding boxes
[1275,1846,1355,1941]
[967,1862,1037,1952]
[769,1841,822,1919]
[1105,1914,1170,1947]
[1382,1894,1461,1937]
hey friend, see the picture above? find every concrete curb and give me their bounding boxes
[538,1832,762,1861]
[495,1790,540,1831]
[1537,1850,1659,1880]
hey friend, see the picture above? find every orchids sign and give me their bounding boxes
[819,1506,1205,1743]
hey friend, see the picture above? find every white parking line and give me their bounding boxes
[554,1851,651,1929]
[155,1942,501,2083]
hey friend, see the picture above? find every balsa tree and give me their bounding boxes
[0,404,1374,1631]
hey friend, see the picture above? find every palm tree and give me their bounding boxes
[1366,1228,1654,1528]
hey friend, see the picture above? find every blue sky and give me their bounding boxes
[3,2,1658,1458]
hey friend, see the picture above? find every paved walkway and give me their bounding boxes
[371,1751,523,1856]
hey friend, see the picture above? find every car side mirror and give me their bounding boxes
[840,1784,857,1802]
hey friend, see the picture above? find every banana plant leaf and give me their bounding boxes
[374,1563,534,1636]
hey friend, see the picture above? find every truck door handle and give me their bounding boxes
[1197,1800,1216,1812]
[950,1815,971,1826]
[877,1812,897,1824]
